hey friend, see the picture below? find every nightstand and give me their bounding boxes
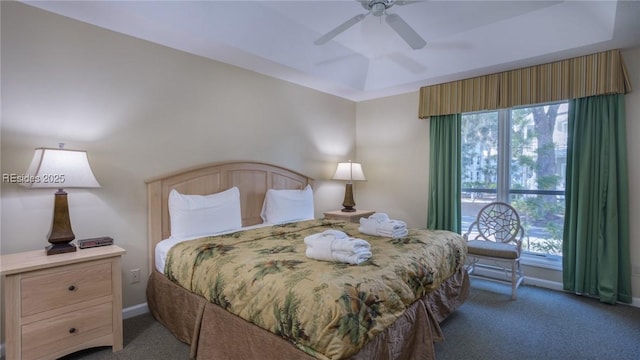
[0,245,126,360]
[324,209,375,223]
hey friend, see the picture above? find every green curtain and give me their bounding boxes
[427,114,461,232]
[563,94,632,304]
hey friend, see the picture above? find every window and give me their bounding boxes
[461,102,568,256]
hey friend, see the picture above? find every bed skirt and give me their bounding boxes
[146,268,469,360]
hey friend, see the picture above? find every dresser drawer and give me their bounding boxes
[21,261,112,317]
[21,301,113,359]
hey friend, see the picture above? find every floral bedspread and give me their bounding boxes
[165,219,466,360]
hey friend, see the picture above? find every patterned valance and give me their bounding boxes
[418,49,632,118]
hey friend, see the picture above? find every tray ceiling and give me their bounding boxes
[23,0,640,101]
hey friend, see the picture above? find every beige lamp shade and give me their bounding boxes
[22,147,100,189]
[332,162,366,182]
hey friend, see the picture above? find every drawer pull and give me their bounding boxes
[68,285,77,291]
[68,327,77,334]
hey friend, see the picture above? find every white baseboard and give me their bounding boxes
[123,302,149,319]
[522,276,564,291]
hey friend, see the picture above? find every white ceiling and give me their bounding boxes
[23,0,640,101]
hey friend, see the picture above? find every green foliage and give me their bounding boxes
[251,260,304,284]
[529,238,562,255]
[273,291,310,342]
[194,243,235,267]
[334,283,383,346]
[537,175,561,191]
[462,181,496,189]
[257,245,296,255]
[210,274,231,309]
[388,237,426,246]
[461,112,498,185]
[511,195,564,255]
[404,261,434,297]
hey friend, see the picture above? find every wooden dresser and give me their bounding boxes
[0,245,126,360]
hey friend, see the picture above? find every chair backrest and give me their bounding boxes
[465,202,524,246]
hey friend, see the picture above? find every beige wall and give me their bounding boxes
[356,46,640,303]
[0,1,355,313]
[355,92,429,229]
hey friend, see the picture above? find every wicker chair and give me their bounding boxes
[464,202,525,300]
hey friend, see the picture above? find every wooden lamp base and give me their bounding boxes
[46,243,77,255]
[341,183,357,212]
[46,189,76,255]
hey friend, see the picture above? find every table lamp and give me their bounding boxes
[332,160,366,212]
[21,144,101,255]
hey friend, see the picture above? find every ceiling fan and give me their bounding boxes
[314,0,426,50]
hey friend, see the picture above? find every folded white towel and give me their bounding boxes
[375,228,409,238]
[304,230,372,265]
[360,217,407,231]
[359,221,403,234]
[331,238,371,253]
[359,226,408,239]
[319,229,349,239]
[305,246,333,262]
[359,214,408,238]
[331,250,372,265]
[304,229,348,246]
[304,230,370,252]
[368,213,390,222]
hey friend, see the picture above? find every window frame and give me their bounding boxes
[461,101,568,260]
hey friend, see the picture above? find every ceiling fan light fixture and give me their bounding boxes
[371,2,386,17]
[315,0,425,49]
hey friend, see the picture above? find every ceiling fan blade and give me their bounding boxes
[394,1,422,5]
[385,13,426,49]
[314,13,367,45]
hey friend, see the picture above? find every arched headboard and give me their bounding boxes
[146,161,314,272]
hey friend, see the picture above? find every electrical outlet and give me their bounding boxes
[633,265,640,277]
[130,268,140,284]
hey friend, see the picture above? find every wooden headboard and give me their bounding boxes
[145,161,314,272]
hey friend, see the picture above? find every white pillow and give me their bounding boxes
[260,184,314,224]
[168,187,242,239]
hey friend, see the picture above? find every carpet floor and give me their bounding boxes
[55,279,640,360]
[434,278,640,360]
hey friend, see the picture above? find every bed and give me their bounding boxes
[146,161,469,360]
